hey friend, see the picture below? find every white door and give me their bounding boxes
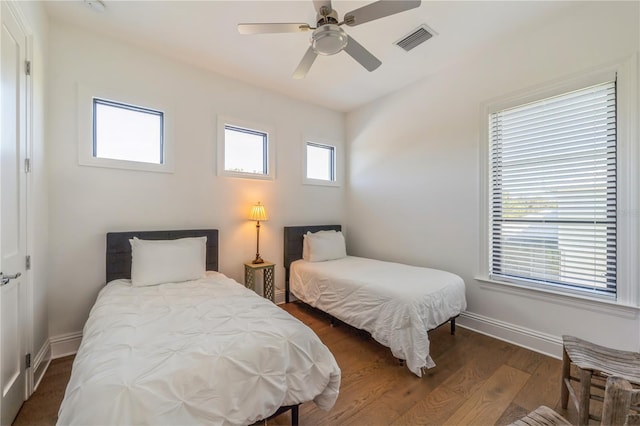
[0,2,28,425]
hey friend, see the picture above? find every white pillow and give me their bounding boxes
[306,231,346,262]
[130,236,207,286]
[302,230,337,261]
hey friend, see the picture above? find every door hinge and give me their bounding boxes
[25,60,31,76]
[25,255,31,270]
[25,158,31,173]
[25,353,31,368]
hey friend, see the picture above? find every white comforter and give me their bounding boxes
[57,272,340,425]
[290,256,466,377]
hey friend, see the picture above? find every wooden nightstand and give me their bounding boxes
[244,261,275,302]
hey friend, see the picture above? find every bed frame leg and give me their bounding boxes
[397,358,405,366]
[450,318,456,335]
[291,405,299,426]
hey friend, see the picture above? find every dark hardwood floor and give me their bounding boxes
[13,302,579,425]
[13,354,73,426]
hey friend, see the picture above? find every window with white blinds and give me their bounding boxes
[489,80,617,296]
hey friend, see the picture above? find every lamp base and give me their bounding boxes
[252,256,264,264]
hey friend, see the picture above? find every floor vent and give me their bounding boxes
[394,24,435,52]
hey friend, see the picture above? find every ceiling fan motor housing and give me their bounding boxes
[316,6,339,25]
[312,24,348,55]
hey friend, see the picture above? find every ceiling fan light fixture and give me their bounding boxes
[311,24,348,56]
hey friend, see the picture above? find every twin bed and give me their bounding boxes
[284,225,467,377]
[58,225,467,424]
[57,230,340,425]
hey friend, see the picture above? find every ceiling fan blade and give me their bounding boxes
[313,0,332,15]
[293,47,318,79]
[344,0,421,27]
[344,36,381,72]
[237,23,311,35]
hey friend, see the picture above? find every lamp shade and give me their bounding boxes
[249,202,268,222]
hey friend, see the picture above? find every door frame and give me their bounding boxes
[0,0,35,405]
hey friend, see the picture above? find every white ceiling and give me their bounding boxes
[43,0,579,112]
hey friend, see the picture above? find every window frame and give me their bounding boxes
[303,138,340,187]
[490,81,617,296]
[477,58,638,308]
[92,97,165,165]
[77,83,174,173]
[217,115,275,180]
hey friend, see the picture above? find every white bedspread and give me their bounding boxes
[290,256,466,377]
[57,272,340,425]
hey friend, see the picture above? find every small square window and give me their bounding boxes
[306,142,335,181]
[217,116,274,180]
[224,125,268,175]
[78,84,173,173]
[93,98,164,164]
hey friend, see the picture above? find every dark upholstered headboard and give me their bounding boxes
[283,225,341,302]
[106,229,219,283]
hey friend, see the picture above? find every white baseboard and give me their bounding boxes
[273,298,561,358]
[45,310,563,372]
[50,331,83,359]
[47,311,563,364]
[33,341,51,390]
[457,311,563,360]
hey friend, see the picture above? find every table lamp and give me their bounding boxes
[249,202,268,264]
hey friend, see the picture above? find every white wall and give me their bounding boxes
[346,2,640,356]
[47,21,345,347]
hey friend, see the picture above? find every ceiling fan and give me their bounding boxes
[238,0,421,79]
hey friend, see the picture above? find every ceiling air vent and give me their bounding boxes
[394,24,435,52]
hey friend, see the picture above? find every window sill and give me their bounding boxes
[219,170,274,181]
[474,275,639,319]
[303,178,340,188]
[78,157,173,173]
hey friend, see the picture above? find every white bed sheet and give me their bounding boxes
[57,272,340,425]
[290,256,466,377]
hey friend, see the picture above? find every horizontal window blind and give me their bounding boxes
[489,81,617,295]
